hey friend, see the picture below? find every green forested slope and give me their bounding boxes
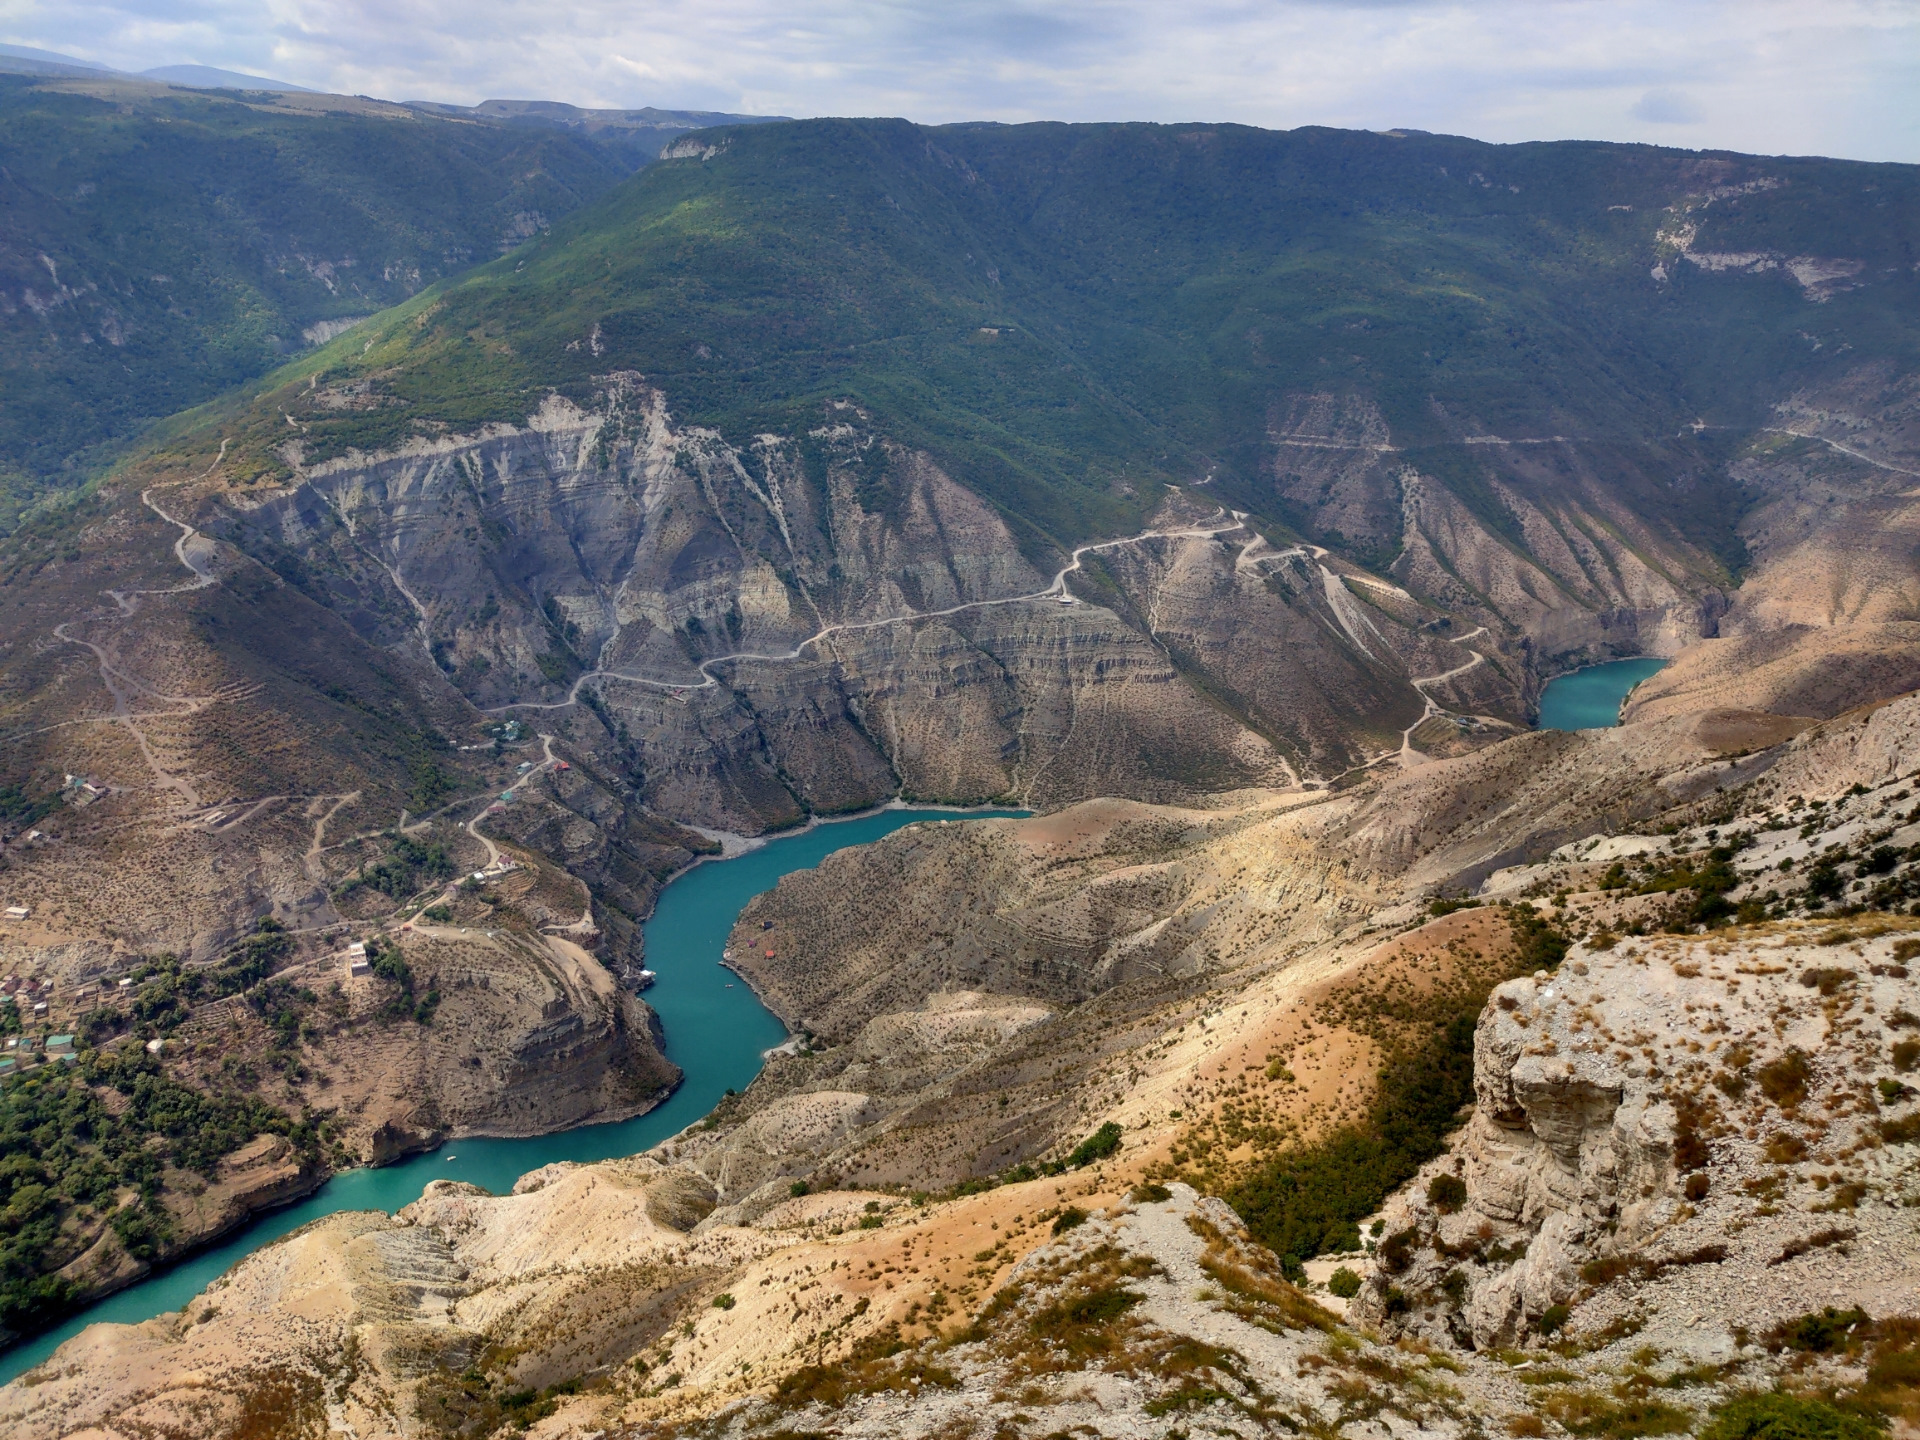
[0,76,630,505]
[224,118,1919,557]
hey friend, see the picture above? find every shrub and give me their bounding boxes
[1684,1173,1711,1202]
[1327,1267,1362,1299]
[1770,1307,1872,1354]
[711,1293,735,1310]
[1030,1284,1142,1359]
[1427,1173,1468,1213]
[1536,1303,1572,1335]
[1893,1039,1920,1074]
[1765,1133,1810,1164]
[1051,1206,1088,1235]
[1540,1390,1691,1437]
[1130,1181,1171,1204]
[1758,1050,1814,1107]
[1066,1122,1122,1168]
[1378,1227,1417,1274]
[1672,1094,1712,1171]
[1700,1392,1883,1440]
[1805,864,1845,902]
[788,1180,809,1197]
[1882,1113,1920,1144]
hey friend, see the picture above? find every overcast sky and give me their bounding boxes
[5,0,1917,162]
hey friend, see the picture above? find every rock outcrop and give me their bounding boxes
[1355,929,1920,1353]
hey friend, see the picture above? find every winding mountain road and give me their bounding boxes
[485,511,1255,714]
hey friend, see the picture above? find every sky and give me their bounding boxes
[4,0,1918,163]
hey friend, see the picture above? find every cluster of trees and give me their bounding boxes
[368,938,440,1025]
[0,1043,316,1340]
[337,835,455,902]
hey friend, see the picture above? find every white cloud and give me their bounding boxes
[2,0,1914,161]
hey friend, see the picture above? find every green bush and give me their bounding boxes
[1228,907,1569,1269]
[338,835,454,902]
[1228,1011,1480,1266]
[1427,1173,1468,1213]
[1327,1267,1362,1299]
[1067,1122,1122,1168]
[1700,1393,1884,1440]
[1774,1308,1872,1355]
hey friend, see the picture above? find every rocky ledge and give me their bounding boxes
[1355,925,1919,1356]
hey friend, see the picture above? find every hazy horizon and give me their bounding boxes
[2,0,1915,165]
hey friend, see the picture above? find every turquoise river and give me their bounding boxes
[1537,657,1669,731]
[0,805,1024,1384]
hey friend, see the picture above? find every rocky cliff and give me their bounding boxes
[1354,932,1920,1352]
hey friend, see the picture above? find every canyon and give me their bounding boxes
[0,116,1914,1437]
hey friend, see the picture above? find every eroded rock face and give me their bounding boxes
[1439,968,1678,1347]
[216,382,1590,822]
[1355,930,1920,1352]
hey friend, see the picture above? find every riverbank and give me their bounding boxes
[0,804,1023,1386]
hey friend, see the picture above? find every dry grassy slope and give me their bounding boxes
[0,490,474,954]
[8,905,1910,1440]
[695,689,1920,1217]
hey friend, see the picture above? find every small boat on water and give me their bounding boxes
[637,968,657,989]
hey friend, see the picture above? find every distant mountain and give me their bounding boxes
[71,116,1910,830]
[235,118,1920,560]
[405,98,786,168]
[0,77,631,505]
[0,44,309,90]
[138,63,313,93]
[0,42,113,77]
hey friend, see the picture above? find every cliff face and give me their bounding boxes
[1354,930,1920,1354]
[217,382,1570,823]
[1625,368,1920,723]
[1269,391,1730,669]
